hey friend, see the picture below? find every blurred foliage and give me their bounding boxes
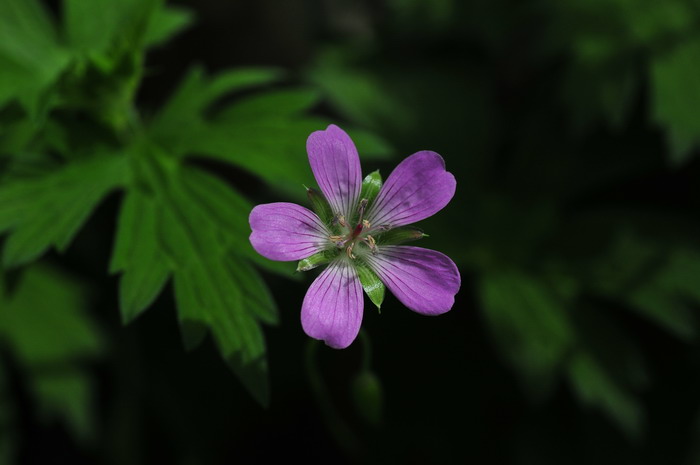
[1,0,700,463]
[0,265,102,462]
[305,0,700,447]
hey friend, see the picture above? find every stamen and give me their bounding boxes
[329,235,346,247]
[346,242,356,259]
[358,198,368,222]
[362,219,371,229]
[334,215,347,228]
[364,235,378,255]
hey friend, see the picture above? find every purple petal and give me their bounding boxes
[249,202,330,261]
[307,124,362,219]
[366,151,456,228]
[301,260,364,349]
[366,246,460,315]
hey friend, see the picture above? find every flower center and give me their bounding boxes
[328,198,377,259]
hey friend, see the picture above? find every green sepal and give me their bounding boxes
[360,170,382,206]
[374,226,427,245]
[356,263,385,310]
[306,186,333,224]
[297,249,337,272]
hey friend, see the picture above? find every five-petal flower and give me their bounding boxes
[249,124,460,348]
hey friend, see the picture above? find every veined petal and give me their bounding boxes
[366,151,455,228]
[249,203,330,261]
[307,124,362,220]
[301,260,364,349]
[365,246,460,315]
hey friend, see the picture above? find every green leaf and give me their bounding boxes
[64,0,159,55]
[0,266,102,363]
[567,351,644,439]
[173,258,269,406]
[217,88,321,120]
[651,37,700,165]
[32,370,92,441]
[360,170,382,206]
[479,270,574,397]
[307,48,412,131]
[144,6,194,47]
[225,258,279,326]
[0,265,102,441]
[627,287,695,341]
[149,66,283,140]
[1,155,127,268]
[356,263,385,310]
[0,0,71,113]
[138,150,272,403]
[297,250,336,272]
[111,190,171,324]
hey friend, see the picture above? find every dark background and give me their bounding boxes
[2,0,700,464]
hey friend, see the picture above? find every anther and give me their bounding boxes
[333,215,348,228]
[364,235,378,255]
[329,235,346,247]
[346,242,356,259]
[358,198,368,214]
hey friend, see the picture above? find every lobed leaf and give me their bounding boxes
[111,189,171,324]
[0,156,127,268]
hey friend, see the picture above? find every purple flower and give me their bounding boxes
[249,125,460,349]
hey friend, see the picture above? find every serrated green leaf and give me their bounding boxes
[360,170,382,207]
[141,150,271,403]
[150,66,283,141]
[189,117,326,198]
[1,156,126,268]
[111,190,171,324]
[224,256,279,326]
[173,258,269,406]
[356,263,385,310]
[178,165,252,244]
